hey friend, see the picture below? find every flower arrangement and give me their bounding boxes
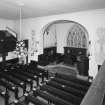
[15,40,27,57]
[14,40,28,64]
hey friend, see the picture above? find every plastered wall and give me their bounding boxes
[17,8,105,78]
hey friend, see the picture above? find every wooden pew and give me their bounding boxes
[19,64,48,82]
[46,80,85,98]
[15,102,26,105]
[10,69,39,86]
[13,100,26,105]
[33,89,73,105]
[25,94,49,105]
[40,84,82,105]
[24,69,45,83]
[37,68,49,80]
[0,72,26,94]
[56,73,91,87]
[0,79,18,99]
[0,89,9,105]
[5,71,33,90]
[51,77,88,92]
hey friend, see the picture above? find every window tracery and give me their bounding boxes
[67,24,87,48]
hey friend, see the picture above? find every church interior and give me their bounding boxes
[0,0,105,105]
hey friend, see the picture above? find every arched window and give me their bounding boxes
[67,24,87,48]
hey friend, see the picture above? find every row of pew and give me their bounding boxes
[12,73,91,105]
[0,63,48,105]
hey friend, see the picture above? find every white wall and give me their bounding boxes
[0,18,17,62]
[21,8,105,78]
[43,22,88,54]
[43,23,74,50]
[44,24,57,48]
[56,23,75,53]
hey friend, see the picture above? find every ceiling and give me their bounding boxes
[0,0,105,20]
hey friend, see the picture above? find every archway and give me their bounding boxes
[41,20,89,53]
[40,20,89,76]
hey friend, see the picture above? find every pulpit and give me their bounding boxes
[64,47,89,76]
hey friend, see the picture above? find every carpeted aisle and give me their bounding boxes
[38,63,78,76]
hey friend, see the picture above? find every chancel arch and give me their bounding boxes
[41,20,89,54]
[40,20,89,76]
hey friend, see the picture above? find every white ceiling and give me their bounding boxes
[0,0,105,20]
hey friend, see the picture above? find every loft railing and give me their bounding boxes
[80,61,105,105]
[6,26,17,38]
[102,93,105,105]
